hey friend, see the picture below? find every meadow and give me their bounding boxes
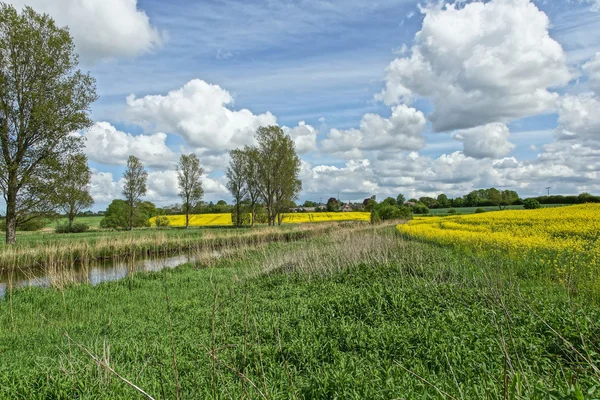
[1,222,599,399]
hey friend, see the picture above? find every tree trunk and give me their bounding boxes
[129,202,134,231]
[5,186,17,245]
[68,212,74,230]
[250,202,255,227]
[185,210,189,229]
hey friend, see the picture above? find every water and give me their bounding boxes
[0,251,219,298]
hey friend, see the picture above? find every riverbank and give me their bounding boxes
[1,226,598,399]
[0,222,368,272]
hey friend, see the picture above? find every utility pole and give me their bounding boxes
[546,187,551,197]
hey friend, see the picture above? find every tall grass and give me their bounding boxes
[0,221,371,273]
[1,225,598,398]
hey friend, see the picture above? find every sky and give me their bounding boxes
[6,0,600,209]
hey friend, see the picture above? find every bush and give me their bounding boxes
[475,208,486,214]
[370,210,381,225]
[412,203,430,215]
[378,205,412,221]
[0,218,48,232]
[523,198,541,210]
[55,222,89,234]
[447,208,457,214]
[154,216,171,227]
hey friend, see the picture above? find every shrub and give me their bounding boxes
[475,208,486,214]
[523,198,541,210]
[154,216,171,227]
[370,210,381,225]
[447,208,457,214]
[0,218,48,232]
[412,203,430,215]
[378,205,412,221]
[55,222,89,234]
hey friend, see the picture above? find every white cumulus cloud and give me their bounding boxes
[283,121,318,154]
[453,123,516,159]
[82,122,178,168]
[321,105,426,157]
[6,0,163,62]
[583,53,600,94]
[126,79,277,151]
[378,0,573,132]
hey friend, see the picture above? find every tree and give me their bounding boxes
[122,155,148,231]
[227,149,248,227]
[382,197,397,207]
[436,194,450,208]
[177,154,204,229]
[0,4,97,244]
[488,188,519,210]
[100,199,154,229]
[326,197,339,212]
[54,154,93,230]
[396,194,406,206]
[254,126,301,226]
[419,197,436,208]
[523,198,541,210]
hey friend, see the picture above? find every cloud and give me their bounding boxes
[126,79,277,151]
[555,94,600,147]
[320,105,426,157]
[580,0,600,12]
[90,172,124,204]
[378,0,573,132]
[583,53,600,93]
[6,0,163,62]
[82,122,178,168]
[453,123,516,159]
[283,122,318,154]
[301,159,378,199]
[90,169,228,208]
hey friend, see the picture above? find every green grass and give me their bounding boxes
[47,216,104,228]
[1,227,598,399]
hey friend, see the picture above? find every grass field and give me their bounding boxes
[1,224,598,399]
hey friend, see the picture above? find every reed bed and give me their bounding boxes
[0,222,368,273]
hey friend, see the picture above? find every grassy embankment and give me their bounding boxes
[1,222,599,399]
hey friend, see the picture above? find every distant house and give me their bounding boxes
[404,201,417,207]
[289,207,316,213]
[341,204,352,212]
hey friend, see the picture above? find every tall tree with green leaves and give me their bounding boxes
[0,4,97,244]
[54,154,94,230]
[254,126,301,226]
[122,155,148,231]
[177,154,204,229]
[226,149,248,227]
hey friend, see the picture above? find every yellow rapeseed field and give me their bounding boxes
[150,212,370,227]
[397,204,600,285]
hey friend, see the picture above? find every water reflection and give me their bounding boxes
[0,252,211,298]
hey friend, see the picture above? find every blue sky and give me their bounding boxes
[7,0,600,209]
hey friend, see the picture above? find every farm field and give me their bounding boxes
[151,212,371,227]
[399,204,600,294]
[1,222,598,399]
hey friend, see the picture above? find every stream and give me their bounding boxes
[0,251,220,298]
